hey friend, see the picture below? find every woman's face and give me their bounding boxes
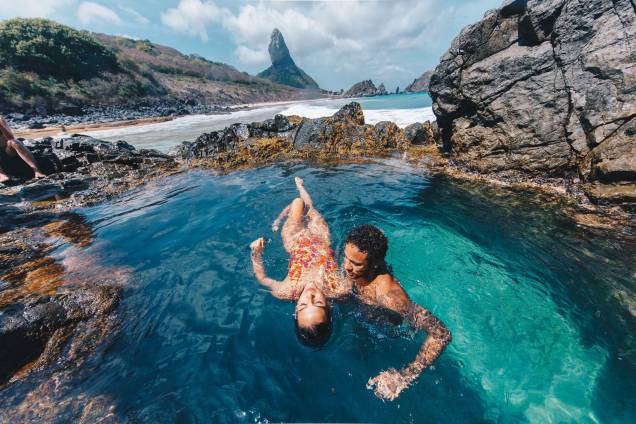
[295,282,329,328]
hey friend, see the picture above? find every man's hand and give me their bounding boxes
[250,237,265,254]
[367,368,411,401]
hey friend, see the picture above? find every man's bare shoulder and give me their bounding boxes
[373,274,408,302]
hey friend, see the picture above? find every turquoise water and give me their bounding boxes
[2,160,634,422]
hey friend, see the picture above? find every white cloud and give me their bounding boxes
[235,45,269,65]
[77,2,123,25]
[219,0,444,68]
[157,0,502,88]
[0,0,76,18]
[160,0,223,42]
[120,6,149,25]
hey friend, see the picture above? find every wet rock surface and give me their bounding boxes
[429,0,636,210]
[172,103,433,169]
[0,135,178,389]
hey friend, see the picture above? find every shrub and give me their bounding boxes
[0,18,120,80]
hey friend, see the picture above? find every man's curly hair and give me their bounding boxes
[345,224,388,264]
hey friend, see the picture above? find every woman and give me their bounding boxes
[0,116,46,182]
[250,177,350,347]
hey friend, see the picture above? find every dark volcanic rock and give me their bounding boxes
[174,102,416,167]
[344,80,382,98]
[404,122,435,145]
[0,134,177,386]
[429,0,636,207]
[257,29,320,89]
[405,70,434,93]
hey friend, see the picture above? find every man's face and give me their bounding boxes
[344,243,370,281]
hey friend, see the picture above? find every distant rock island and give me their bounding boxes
[344,80,388,97]
[404,70,433,93]
[257,29,320,89]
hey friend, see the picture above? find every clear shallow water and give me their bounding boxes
[86,93,433,152]
[3,160,635,423]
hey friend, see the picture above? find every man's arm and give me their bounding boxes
[250,238,294,300]
[367,280,451,401]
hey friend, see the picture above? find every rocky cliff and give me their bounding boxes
[257,29,320,89]
[404,70,434,93]
[429,0,635,207]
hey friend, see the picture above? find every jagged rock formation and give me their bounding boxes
[344,80,387,97]
[429,0,636,206]
[405,70,434,93]
[257,29,319,89]
[173,103,434,168]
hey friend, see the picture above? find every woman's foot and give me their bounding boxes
[0,173,10,183]
[34,171,46,179]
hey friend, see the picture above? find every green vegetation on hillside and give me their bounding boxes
[0,18,119,80]
[0,18,302,114]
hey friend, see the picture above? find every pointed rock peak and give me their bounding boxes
[269,28,293,67]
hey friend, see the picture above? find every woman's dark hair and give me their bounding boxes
[295,311,333,348]
[345,224,388,265]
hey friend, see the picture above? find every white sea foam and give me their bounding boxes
[77,96,435,151]
[279,104,435,127]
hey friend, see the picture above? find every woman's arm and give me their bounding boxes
[250,238,294,300]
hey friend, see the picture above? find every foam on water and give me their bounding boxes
[79,93,434,151]
[279,104,435,127]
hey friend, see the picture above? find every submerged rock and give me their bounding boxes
[429,0,636,209]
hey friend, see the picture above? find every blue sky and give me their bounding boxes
[0,0,502,91]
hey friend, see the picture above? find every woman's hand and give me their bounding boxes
[366,368,411,401]
[250,237,265,254]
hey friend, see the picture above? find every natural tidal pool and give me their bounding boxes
[2,160,635,423]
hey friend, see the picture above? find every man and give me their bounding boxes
[0,116,46,182]
[343,224,452,401]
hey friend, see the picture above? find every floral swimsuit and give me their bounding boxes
[288,233,339,291]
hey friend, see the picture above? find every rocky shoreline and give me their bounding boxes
[4,98,244,131]
[0,101,634,415]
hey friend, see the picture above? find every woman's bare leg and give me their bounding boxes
[281,197,306,252]
[295,177,330,241]
[0,117,45,178]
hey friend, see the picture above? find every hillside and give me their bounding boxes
[0,19,311,115]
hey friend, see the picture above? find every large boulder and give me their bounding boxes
[429,0,636,203]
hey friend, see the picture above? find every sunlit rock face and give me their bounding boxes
[429,0,636,205]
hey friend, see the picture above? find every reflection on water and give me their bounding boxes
[1,160,634,422]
